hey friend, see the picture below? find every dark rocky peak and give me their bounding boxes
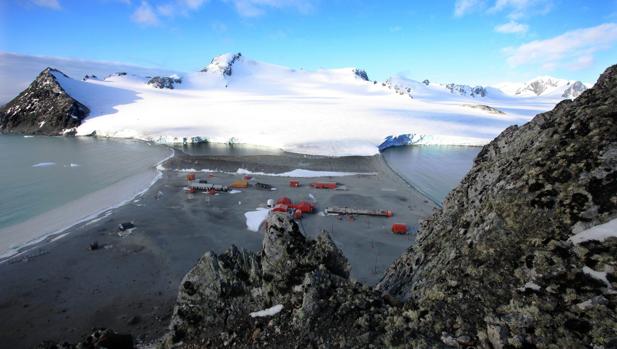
[422,79,430,86]
[352,68,369,81]
[0,68,89,135]
[147,75,182,89]
[82,74,99,81]
[200,52,242,76]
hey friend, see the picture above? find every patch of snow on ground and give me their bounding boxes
[249,304,283,318]
[236,168,375,177]
[229,190,242,194]
[569,218,617,244]
[582,266,612,288]
[244,208,269,232]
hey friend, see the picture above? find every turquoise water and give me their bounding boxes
[382,145,481,204]
[0,135,170,230]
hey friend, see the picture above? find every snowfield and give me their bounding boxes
[2,52,588,156]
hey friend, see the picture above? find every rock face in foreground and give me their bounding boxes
[161,213,394,348]
[0,68,89,135]
[379,64,617,347]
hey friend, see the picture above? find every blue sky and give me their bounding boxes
[1,0,617,84]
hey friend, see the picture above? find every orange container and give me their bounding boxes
[276,197,293,206]
[289,180,300,188]
[311,182,337,189]
[186,173,196,181]
[230,179,249,188]
[292,201,315,213]
[391,223,408,234]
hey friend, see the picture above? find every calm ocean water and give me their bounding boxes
[382,145,481,204]
[0,135,170,230]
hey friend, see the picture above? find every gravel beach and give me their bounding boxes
[0,150,436,348]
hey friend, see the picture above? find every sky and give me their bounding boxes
[1,0,616,85]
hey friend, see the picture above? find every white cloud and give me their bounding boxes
[454,0,551,23]
[31,0,61,10]
[389,25,402,33]
[454,0,484,17]
[131,1,159,26]
[490,0,552,19]
[229,0,316,17]
[504,23,617,70]
[494,20,528,33]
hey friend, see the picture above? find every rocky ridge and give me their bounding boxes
[445,83,487,97]
[147,76,182,89]
[0,68,89,135]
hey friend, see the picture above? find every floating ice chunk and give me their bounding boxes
[249,304,283,318]
[32,162,56,167]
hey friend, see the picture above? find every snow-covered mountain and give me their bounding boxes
[494,76,589,99]
[0,52,588,156]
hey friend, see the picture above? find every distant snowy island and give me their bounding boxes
[0,52,590,156]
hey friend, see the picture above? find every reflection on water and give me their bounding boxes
[174,142,283,156]
[382,145,480,205]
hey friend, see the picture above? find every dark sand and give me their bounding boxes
[0,151,436,348]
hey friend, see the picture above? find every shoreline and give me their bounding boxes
[0,148,174,262]
[0,150,437,348]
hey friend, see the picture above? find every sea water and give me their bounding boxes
[382,145,480,205]
[0,135,170,231]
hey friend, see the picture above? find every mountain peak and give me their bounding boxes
[0,68,89,135]
[200,52,243,76]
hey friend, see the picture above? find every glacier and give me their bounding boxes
[1,52,589,157]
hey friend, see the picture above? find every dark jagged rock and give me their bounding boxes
[0,68,89,135]
[352,68,369,81]
[422,79,430,86]
[378,64,617,347]
[159,212,392,348]
[147,76,182,89]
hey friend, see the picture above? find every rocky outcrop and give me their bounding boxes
[0,68,89,135]
[352,68,369,81]
[446,83,487,97]
[378,64,617,347]
[462,103,505,114]
[159,212,397,348]
[147,76,182,89]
